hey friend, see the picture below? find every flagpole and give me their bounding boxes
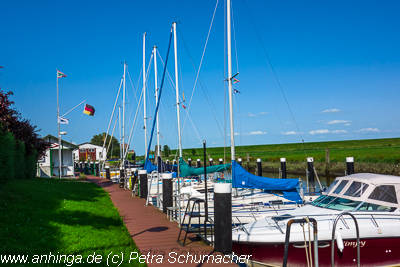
[57,71,61,179]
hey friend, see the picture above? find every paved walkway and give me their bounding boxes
[88,177,238,267]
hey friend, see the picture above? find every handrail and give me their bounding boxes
[283,218,318,267]
[330,212,360,267]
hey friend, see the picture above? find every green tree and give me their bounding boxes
[90,133,120,158]
[163,145,170,157]
[191,148,196,156]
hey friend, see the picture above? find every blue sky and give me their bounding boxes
[1,0,400,155]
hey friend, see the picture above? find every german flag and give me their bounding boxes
[83,104,95,116]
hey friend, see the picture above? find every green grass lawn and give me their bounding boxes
[0,178,146,266]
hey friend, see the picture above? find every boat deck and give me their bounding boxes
[87,176,238,267]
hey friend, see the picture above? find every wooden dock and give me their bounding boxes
[88,177,239,267]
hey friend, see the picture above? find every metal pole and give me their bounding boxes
[153,46,160,160]
[57,74,61,179]
[119,106,122,161]
[173,22,182,226]
[227,0,235,161]
[143,32,148,158]
[122,62,126,167]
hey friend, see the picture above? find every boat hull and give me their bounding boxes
[233,237,400,266]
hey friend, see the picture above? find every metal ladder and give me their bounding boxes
[283,218,319,267]
[331,212,360,267]
[177,197,206,246]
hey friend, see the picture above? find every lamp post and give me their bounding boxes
[60,131,67,178]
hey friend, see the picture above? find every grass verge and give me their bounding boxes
[0,178,146,266]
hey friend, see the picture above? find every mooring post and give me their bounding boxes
[95,162,99,177]
[257,158,262,176]
[346,157,354,175]
[214,183,232,254]
[90,162,94,175]
[197,158,201,167]
[209,158,213,166]
[280,158,287,179]
[138,169,148,199]
[188,158,192,167]
[219,158,223,165]
[105,165,110,179]
[166,159,170,172]
[238,158,242,165]
[162,173,173,213]
[307,157,315,193]
[173,159,177,167]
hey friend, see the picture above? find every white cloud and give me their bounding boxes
[248,131,267,135]
[327,120,351,125]
[309,129,330,135]
[322,108,340,113]
[356,128,380,133]
[309,129,347,135]
[282,131,300,135]
[248,111,268,117]
[331,130,347,134]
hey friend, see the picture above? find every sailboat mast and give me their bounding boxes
[227,0,235,161]
[118,106,122,160]
[172,22,183,158]
[153,46,160,159]
[143,32,148,158]
[122,62,126,163]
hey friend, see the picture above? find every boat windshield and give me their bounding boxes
[311,195,396,212]
[311,195,361,211]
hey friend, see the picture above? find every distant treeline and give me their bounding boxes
[0,90,48,181]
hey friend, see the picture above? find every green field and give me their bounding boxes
[0,178,145,266]
[168,138,400,164]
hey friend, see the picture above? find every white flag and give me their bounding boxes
[58,116,69,125]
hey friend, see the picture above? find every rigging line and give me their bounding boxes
[101,77,123,169]
[242,0,305,145]
[156,50,204,144]
[106,109,119,163]
[224,0,227,161]
[177,0,223,133]
[144,27,173,164]
[156,50,213,150]
[124,83,144,159]
[125,53,153,144]
[178,29,225,138]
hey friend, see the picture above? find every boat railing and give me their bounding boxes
[283,217,318,267]
[330,212,360,267]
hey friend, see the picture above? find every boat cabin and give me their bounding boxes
[312,173,400,212]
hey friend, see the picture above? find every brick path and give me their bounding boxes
[87,177,238,267]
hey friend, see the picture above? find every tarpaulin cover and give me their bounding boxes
[144,159,157,173]
[231,160,302,203]
[179,158,230,177]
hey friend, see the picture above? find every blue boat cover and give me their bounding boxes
[144,159,157,173]
[232,160,302,203]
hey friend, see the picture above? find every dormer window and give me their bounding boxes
[369,185,398,204]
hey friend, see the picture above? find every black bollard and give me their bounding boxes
[119,167,125,188]
[238,158,242,166]
[209,158,213,166]
[219,158,223,165]
[197,159,201,168]
[346,157,354,175]
[105,166,111,180]
[214,183,232,254]
[95,162,99,177]
[257,158,262,176]
[162,173,173,213]
[307,157,315,193]
[166,160,170,172]
[84,162,89,175]
[138,170,148,199]
[188,158,192,167]
[280,158,287,179]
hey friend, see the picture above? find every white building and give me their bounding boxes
[72,143,107,162]
[37,135,77,177]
